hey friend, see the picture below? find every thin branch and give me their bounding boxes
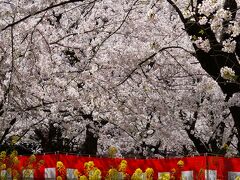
[1,0,85,32]
[50,33,77,45]
[116,46,194,86]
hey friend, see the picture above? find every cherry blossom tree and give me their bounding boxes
[164,0,240,154]
[0,0,239,157]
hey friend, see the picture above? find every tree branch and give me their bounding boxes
[166,0,186,24]
[116,46,194,86]
[0,118,16,144]
[1,0,85,32]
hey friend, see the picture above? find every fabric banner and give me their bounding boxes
[1,154,240,179]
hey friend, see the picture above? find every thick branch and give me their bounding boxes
[166,0,186,24]
[179,109,209,154]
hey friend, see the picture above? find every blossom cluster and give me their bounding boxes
[220,66,236,81]
[222,38,236,53]
[198,0,221,16]
[197,0,239,54]
[198,16,208,25]
[227,21,240,37]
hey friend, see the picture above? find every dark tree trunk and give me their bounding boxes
[34,123,66,153]
[81,112,108,156]
[81,124,98,156]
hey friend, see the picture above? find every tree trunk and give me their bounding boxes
[82,124,98,156]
